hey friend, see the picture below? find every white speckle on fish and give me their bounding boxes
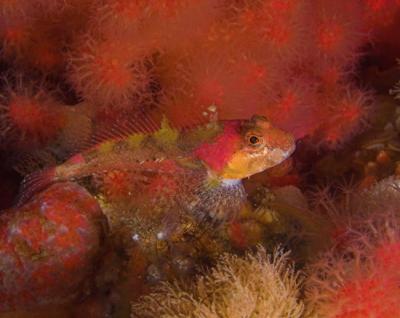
[222,179,242,187]
[208,104,217,112]
[156,231,166,240]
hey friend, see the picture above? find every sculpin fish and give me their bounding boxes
[18,115,295,224]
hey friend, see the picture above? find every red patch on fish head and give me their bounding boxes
[194,121,242,172]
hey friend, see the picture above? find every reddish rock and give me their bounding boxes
[0,182,107,312]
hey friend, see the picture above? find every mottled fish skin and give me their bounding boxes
[20,115,295,225]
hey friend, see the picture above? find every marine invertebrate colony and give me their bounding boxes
[131,247,304,318]
[305,185,400,318]
[0,0,389,149]
[0,76,66,149]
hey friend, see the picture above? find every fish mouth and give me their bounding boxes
[282,134,296,158]
[267,142,296,166]
[287,142,296,156]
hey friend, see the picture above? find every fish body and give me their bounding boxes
[19,115,295,223]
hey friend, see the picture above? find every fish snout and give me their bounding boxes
[265,128,296,156]
[285,134,296,156]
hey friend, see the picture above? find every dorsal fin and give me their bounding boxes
[164,99,220,131]
[12,101,219,177]
[9,107,160,175]
[64,96,221,152]
[89,103,219,147]
[90,108,164,145]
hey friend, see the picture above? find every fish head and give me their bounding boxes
[222,115,295,179]
[194,115,295,179]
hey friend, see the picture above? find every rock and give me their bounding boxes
[0,182,107,312]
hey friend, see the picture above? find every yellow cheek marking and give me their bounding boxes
[220,152,252,179]
[220,146,290,179]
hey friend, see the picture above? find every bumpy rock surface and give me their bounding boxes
[0,182,107,311]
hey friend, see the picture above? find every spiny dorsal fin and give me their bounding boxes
[90,108,164,145]
[63,98,219,154]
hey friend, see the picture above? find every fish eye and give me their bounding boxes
[250,136,259,144]
[247,134,264,147]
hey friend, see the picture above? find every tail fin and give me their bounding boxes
[16,167,57,207]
